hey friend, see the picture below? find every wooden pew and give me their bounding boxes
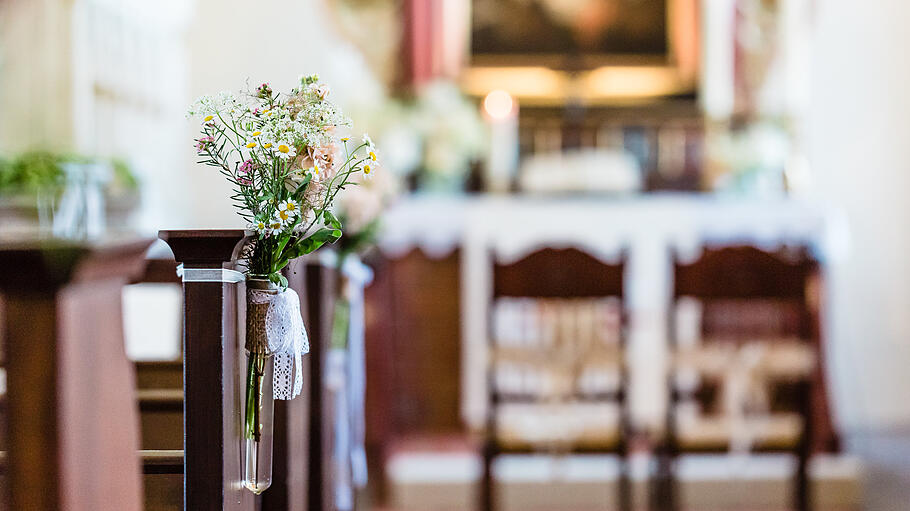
[148,234,341,511]
[0,246,349,510]
[0,239,152,511]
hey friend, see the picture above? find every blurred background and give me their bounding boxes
[2,0,910,510]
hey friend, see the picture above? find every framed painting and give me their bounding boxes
[462,0,699,104]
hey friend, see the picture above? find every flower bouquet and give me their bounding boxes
[188,74,378,494]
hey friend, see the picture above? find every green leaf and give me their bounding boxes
[294,173,312,193]
[285,227,342,259]
[276,233,291,256]
[323,210,342,229]
[268,272,288,290]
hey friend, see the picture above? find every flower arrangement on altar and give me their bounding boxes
[335,160,397,258]
[188,74,378,494]
[351,80,486,192]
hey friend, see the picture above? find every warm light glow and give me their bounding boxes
[483,90,514,119]
[463,66,694,106]
[583,66,686,98]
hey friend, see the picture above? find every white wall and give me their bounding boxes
[808,0,910,431]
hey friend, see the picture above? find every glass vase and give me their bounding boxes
[242,279,277,494]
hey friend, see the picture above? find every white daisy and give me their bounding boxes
[362,133,374,149]
[275,141,297,159]
[278,199,299,217]
[269,219,284,235]
[250,220,268,235]
[275,208,294,225]
[362,160,378,179]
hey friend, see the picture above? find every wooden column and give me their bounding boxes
[305,259,337,511]
[0,238,152,511]
[158,230,250,511]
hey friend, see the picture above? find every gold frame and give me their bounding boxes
[461,0,699,105]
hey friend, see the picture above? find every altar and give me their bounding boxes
[376,194,848,431]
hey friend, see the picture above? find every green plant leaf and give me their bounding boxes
[285,227,342,259]
[323,210,342,229]
[294,174,312,194]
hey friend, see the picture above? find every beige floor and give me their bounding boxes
[385,453,862,511]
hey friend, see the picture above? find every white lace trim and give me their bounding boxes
[249,288,309,400]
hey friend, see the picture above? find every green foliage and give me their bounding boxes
[0,151,64,193]
[0,151,139,196]
[337,217,380,258]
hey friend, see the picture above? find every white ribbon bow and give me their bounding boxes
[249,288,309,400]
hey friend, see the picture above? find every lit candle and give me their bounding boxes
[701,0,736,120]
[482,90,519,193]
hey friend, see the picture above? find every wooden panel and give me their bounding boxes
[365,249,463,453]
[135,360,183,389]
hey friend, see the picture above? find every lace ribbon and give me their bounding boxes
[248,288,309,400]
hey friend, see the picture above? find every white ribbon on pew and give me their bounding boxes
[176,263,245,283]
[344,258,372,490]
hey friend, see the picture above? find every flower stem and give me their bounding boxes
[244,350,267,441]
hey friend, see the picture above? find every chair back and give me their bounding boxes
[489,248,626,405]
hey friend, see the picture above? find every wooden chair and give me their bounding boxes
[656,245,838,511]
[480,247,631,511]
